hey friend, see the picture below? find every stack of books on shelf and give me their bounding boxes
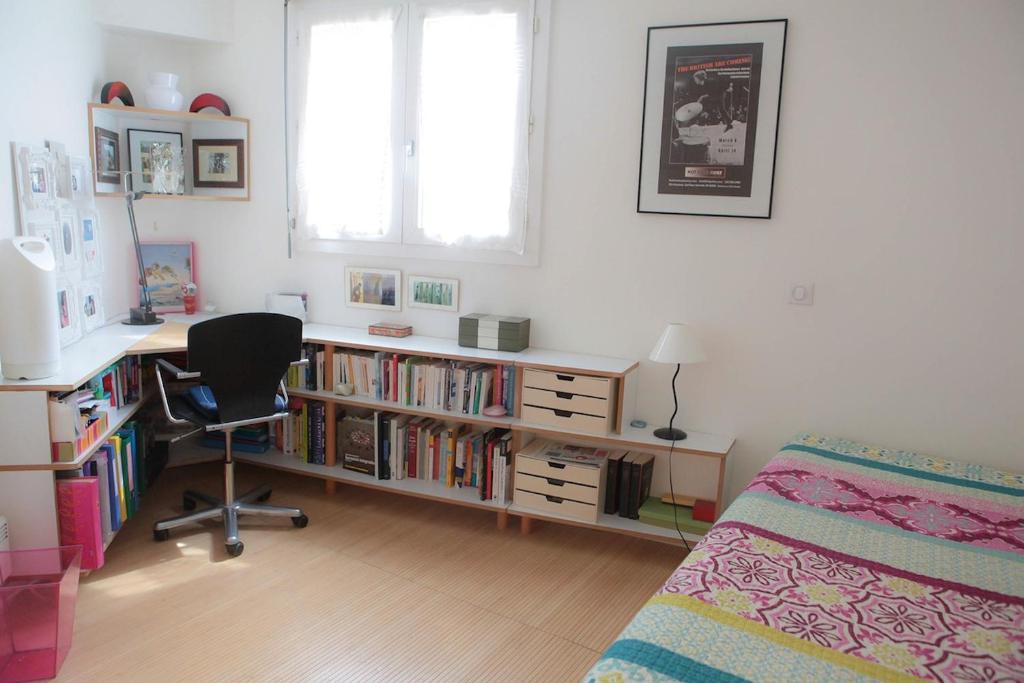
[337,411,514,504]
[86,355,142,409]
[56,421,148,570]
[269,398,326,464]
[636,498,713,536]
[604,451,655,520]
[287,344,517,416]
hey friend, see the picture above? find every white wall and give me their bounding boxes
[0,1,104,237]
[92,0,234,44]
[0,1,147,320]
[6,1,1023,504]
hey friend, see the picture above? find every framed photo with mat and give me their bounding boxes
[192,139,245,189]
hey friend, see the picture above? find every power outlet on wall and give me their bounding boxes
[788,282,814,306]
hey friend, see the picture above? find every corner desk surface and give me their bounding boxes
[0,315,732,457]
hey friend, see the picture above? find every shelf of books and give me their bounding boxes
[233,402,516,512]
[222,337,730,547]
[288,342,518,419]
[48,355,154,572]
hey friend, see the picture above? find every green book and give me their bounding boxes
[637,498,713,536]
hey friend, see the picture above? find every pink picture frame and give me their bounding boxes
[137,241,196,314]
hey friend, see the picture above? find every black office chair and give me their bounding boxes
[151,313,309,557]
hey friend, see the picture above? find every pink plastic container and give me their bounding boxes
[0,547,82,682]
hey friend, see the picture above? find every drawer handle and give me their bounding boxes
[553,408,572,418]
[555,391,573,400]
[555,374,575,382]
[545,478,564,486]
[547,462,566,469]
[545,495,564,504]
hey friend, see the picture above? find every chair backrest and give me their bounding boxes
[186,313,302,424]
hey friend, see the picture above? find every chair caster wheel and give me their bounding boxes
[257,490,272,502]
[226,541,244,557]
[292,514,309,528]
[154,529,170,542]
[183,496,196,511]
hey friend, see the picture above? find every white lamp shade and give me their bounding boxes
[649,323,706,365]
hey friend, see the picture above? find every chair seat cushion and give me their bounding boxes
[181,385,286,424]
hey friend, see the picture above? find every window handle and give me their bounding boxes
[405,140,415,157]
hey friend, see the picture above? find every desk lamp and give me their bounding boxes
[121,172,163,326]
[648,323,706,440]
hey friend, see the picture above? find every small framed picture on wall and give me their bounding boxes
[26,218,61,268]
[139,241,195,313]
[56,279,82,348]
[57,206,81,273]
[408,275,459,312]
[70,156,91,201]
[79,280,106,333]
[94,127,121,185]
[192,139,245,189]
[345,267,401,311]
[80,209,102,277]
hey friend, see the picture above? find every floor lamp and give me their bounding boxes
[649,323,706,441]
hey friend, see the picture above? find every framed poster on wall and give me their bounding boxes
[637,19,787,218]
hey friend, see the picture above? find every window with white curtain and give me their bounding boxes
[287,0,549,263]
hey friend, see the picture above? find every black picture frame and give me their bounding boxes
[126,128,185,194]
[637,19,788,219]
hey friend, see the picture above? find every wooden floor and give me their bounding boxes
[57,462,687,682]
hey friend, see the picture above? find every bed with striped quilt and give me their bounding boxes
[586,433,1024,682]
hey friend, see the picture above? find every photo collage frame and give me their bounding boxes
[12,139,105,347]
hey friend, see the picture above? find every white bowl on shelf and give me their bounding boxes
[145,72,184,111]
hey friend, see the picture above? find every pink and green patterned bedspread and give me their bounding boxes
[586,433,1024,682]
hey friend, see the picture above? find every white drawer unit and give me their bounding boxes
[521,369,616,436]
[512,440,610,523]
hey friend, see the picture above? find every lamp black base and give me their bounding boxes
[653,427,687,441]
[122,307,164,326]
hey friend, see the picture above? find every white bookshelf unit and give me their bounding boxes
[239,328,733,546]
[0,316,734,551]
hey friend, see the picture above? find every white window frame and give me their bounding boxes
[286,0,550,266]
